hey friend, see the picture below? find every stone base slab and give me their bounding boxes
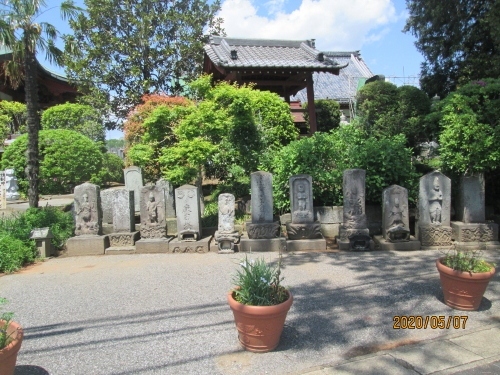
[337,238,375,251]
[168,236,212,253]
[320,223,340,239]
[453,241,500,251]
[105,246,136,254]
[209,243,241,253]
[239,235,286,252]
[451,221,498,242]
[246,222,280,239]
[286,238,327,252]
[374,235,421,251]
[135,238,172,253]
[109,231,140,247]
[417,225,452,247]
[66,235,109,256]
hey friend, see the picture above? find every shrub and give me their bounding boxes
[41,103,106,143]
[0,101,27,133]
[266,125,419,212]
[303,99,341,132]
[0,207,74,273]
[91,153,125,187]
[1,129,103,195]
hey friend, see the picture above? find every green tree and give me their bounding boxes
[65,0,224,123]
[0,0,79,207]
[404,0,500,97]
[439,94,500,175]
[41,103,105,143]
[1,129,103,194]
[303,99,341,132]
[355,81,431,146]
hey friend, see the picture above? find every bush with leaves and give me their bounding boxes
[1,130,103,195]
[0,207,73,273]
[266,124,419,212]
[41,103,106,143]
[303,99,341,132]
[90,152,125,187]
[0,101,27,134]
[356,81,431,147]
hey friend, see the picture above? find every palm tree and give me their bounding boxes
[0,0,80,207]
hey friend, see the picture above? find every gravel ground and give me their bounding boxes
[1,250,499,375]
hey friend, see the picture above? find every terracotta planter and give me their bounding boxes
[0,320,23,375]
[436,258,496,311]
[227,290,293,353]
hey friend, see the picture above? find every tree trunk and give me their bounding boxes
[24,46,40,208]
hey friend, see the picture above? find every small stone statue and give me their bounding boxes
[429,176,443,224]
[388,197,405,229]
[76,193,97,232]
[5,168,20,201]
[147,192,159,224]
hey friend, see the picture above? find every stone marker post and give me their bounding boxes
[247,171,279,239]
[214,193,240,253]
[124,166,143,212]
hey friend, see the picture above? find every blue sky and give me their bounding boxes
[40,0,424,139]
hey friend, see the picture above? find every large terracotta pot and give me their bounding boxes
[0,320,24,375]
[436,258,496,311]
[227,290,293,353]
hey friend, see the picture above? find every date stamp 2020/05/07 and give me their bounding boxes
[393,315,468,329]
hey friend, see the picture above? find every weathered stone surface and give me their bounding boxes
[290,174,314,224]
[156,178,175,218]
[175,184,201,241]
[418,171,451,227]
[140,185,167,239]
[320,223,340,238]
[215,193,240,252]
[374,235,421,251]
[135,238,171,253]
[66,235,109,256]
[339,227,370,242]
[169,237,211,253]
[246,222,280,239]
[456,174,485,223]
[342,169,367,229]
[109,231,140,247]
[250,171,274,223]
[382,185,410,242]
[5,168,20,201]
[286,238,327,252]
[280,213,292,224]
[239,235,286,252]
[124,166,143,211]
[451,221,498,242]
[418,225,452,247]
[74,183,102,236]
[338,233,372,251]
[100,189,114,224]
[314,206,343,224]
[112,189,135,233]
[286,222,322,240]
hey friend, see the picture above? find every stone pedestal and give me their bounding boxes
[451,221,500,250]
[166,218,177,236]
[135,238,172,253]
[286,238,326,252]
[66,235,109,256]
[417,224,452,249]
[105,231,140,254]
[246,222,280,239]
[239,234,286,252]
[337,228,374,251]
[168,236,212,253]
[373,235,421,251]
[285,222,322,240]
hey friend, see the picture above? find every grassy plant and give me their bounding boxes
[441,249,496,273]
[232,255,288,306]
[0,298,14,349]
[0,207,74,273]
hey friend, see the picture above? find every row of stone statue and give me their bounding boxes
[67,168,499,255]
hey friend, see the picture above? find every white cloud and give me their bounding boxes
[217,0,397,51]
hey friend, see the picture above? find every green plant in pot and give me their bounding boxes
[227,254,293,352]
[436,249,496,311]
[0,298,24,375]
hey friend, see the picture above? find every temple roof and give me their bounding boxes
[292,51,373,103]
[204,36,346,72]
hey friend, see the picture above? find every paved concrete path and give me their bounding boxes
[1,250,499,375]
